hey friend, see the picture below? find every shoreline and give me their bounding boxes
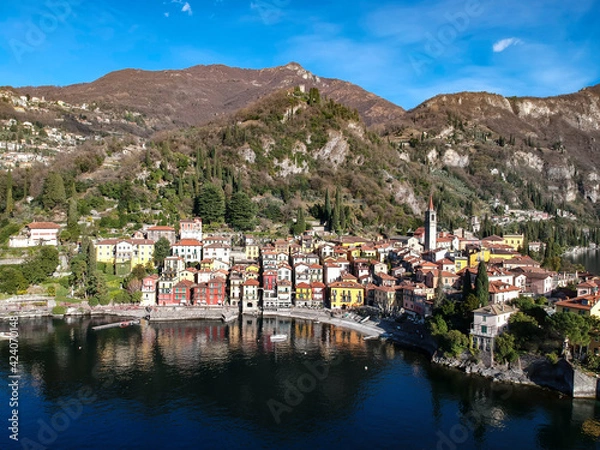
[3,305,594,397]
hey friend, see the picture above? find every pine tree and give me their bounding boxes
[474,261,489,307]
[226,191,257,231]
[194,183,225,223]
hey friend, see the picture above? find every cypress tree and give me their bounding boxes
[474,261,489,307]
[292,207,306,236]
[462,269,473,299]
[324,188,332,227]
[5,169,13,215]
[42,172,66,209]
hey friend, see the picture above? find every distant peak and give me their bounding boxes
[283,62,304,70]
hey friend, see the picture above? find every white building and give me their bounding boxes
[203,243,231,263]
[171,239,203,264]
[179,218,202,241]
[471,304,518,351]
[9,222,61,247]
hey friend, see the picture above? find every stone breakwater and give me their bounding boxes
[432,354,535,387]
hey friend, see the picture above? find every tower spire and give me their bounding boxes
[428,194,434,210]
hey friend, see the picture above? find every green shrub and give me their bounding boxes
[52,305,66,315]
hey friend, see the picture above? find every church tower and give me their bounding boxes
[424,195,437,251]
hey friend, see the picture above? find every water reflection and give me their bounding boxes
[0,317,598,449]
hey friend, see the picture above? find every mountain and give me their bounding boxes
[384,85,600,206]
[11,62,405,129]
[1,63,600,243]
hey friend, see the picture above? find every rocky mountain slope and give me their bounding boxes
[1,63,599,236]
[11,62,405,129]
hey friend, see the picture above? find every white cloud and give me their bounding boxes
[493,38,522,53]
[170,0,192,16]
[181,2,192,15]
[164,12,170,18]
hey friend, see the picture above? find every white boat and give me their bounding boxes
[0,331,13,340]
[363,335,378,341]
[269,334,288,342]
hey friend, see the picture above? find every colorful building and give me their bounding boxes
[329,281,365,309]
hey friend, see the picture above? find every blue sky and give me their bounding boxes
[0,0,598,109]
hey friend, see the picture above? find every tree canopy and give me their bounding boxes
[226,191,257,231]
[194,183,225,223]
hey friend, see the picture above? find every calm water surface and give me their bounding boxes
[1,316,599,450]
[567,249,600,276]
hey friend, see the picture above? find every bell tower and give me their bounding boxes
[424,195,437,251]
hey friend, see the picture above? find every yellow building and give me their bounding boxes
[503,234,524,251]
[454,257,468,272]
[94,238,155,274]
[130,239,155,267]
[95,239,119,264]
[488,247,519,260]
[468,248,491,267]
[329,281,365,309]
[295,282,312,303]
[360,247,377,259]
[245,243,259,260]
[346,247,362,260]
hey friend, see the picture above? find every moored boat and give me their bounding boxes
[269,334,288,342]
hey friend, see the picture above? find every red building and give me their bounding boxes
[173,280,194,305]
[262,269,278,291]
[192,277,227,306]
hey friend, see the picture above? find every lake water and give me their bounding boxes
[566,249,600,276]
[1,316,599,450]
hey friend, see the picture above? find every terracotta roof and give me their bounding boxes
[243,279,260,286]
[329,281,364,289]
[556,294,600,311]
[296,282,312,289]
[311,282,326,288]
[173,239,203,246]
[147,226,175,231]
[28,221,60,229]
[489,281,520,294]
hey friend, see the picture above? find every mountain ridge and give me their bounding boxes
[10,62,406,129]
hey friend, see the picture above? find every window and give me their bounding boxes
[481,325,487,334]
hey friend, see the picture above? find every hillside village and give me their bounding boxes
[0,88,146,170]
[8,196,600,363]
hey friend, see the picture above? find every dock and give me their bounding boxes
[92,319,141,331]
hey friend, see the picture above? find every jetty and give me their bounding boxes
[92,319,141,331]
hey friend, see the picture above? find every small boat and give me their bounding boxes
[269,334,288,342]
[119,320,140,328]
[0,331,14,340]
[363,335,378,341]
